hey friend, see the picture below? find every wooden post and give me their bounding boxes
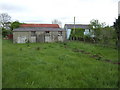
[73,17,75,34]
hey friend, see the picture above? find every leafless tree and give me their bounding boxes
[52,19,62,28]
[0,13,11,29]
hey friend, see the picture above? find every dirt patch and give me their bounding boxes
[104,59,112,62]
[73,49,85,53]
[84,52,91,55]
[113,62,120,65]
[90,54,103,61]
[101,59,120,65]
[72,48,120,65]
[91,54,101,58]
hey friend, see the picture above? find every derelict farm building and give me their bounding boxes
[13,24,66,43]
[64,24,93,39]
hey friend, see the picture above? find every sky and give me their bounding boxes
[0,0,119,27]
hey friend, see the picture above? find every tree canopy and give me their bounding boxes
[10,21,22,30]
[52,19,62,28]
[0,13,11,29]
[114,16,120,47]
[90,19,106,29]
[0,13,24,37]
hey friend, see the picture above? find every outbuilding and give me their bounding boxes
[64,24,94,39]
[13,24,66,43]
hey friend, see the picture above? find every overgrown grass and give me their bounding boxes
[0,38,2,89]
[2,40,118,88]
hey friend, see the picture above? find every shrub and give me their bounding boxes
[2,28,12,37]
[70,28,85,39]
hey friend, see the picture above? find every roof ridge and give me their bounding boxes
[65,24,90,25]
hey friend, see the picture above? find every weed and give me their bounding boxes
[2,40,118,88]
[19,48,22,51]
[36,47,40,51]
[58,55,68,61]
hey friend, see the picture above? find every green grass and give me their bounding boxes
[2,40,118,88]
[0,38,2,89]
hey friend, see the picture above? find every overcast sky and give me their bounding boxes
[0,0,119,27]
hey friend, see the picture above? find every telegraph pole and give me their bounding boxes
[73,16,75,34]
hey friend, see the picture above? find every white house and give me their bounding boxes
[64,24,94,39]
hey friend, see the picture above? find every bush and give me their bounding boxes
[2,28,12,37]
[70,28,85,40]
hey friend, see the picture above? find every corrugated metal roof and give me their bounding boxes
[20,24,60,28]
[64,24,91,29]
[13,27,65,32]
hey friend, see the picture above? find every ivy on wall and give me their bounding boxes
[70,28,85,38]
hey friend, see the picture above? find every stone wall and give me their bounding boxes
[13,31,66,43]
[13,31,31,43]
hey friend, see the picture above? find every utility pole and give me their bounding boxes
[73,16,75,34]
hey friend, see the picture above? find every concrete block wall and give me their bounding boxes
[13,31,67,43]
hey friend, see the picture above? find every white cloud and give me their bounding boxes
[0,0,119,27]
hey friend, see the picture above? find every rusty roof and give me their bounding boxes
[20,24,60,28]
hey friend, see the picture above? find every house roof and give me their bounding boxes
[20,24,60,28]
[64,24,91,29]
[13,27,65,32]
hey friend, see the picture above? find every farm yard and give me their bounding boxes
[2,39,118,88]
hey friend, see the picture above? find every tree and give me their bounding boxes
[2,28,12,37]
[0,13,11,37]
[89,19,117,47]
[10,21,21,30]
[52,19,62,28]
[90,19,101,29]
[114,16,120,48]
[89,19,106,43]
[0,13,11,29]
[99,26,116,45]
[101,22,106,28]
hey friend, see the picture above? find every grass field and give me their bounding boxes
[2,40,118,88]
[0,38,2,89]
